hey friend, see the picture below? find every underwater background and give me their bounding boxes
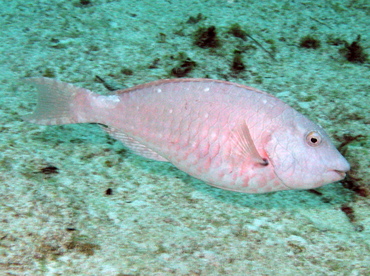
[1,0,369,275]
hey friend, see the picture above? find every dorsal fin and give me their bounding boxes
[114,78,276,99]
[231,121,268,166]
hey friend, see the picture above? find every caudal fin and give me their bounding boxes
[23,77,93,125]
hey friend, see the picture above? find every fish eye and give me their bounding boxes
[306,131,322,147]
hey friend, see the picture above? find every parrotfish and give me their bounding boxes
[23,78,350,193]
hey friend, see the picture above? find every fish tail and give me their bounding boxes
[22,77,94,125]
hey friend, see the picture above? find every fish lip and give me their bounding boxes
[329,170,347,181]
[335,170,347,179]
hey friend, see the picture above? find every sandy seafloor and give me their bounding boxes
[1,0,370,275]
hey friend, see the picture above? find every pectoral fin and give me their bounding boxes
[231,121,268,166]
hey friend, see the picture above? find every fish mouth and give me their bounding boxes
[328,170,347,182]
[334,170,347,178]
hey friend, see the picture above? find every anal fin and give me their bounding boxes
[103,126,168,162]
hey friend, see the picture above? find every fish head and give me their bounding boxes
[264,110,350,190]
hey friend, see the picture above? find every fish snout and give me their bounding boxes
[327,158,350,182]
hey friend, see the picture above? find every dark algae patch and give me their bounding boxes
[171,56,197,77]
[299,35,321,49]
[194,26,220,48]
[340,35,368,63]
[186,13,205,24]
[39,165,59,175]
[231,51,246,73]
[65,241,101,256]
[227,23,247,41]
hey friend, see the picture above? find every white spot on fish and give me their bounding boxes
[169,109,173,114]
[204,87,210,92]
[262,99,267,104]
[157,88,162,93]
[210,132,217,140]
[94,95,120,109]
[107,95,120,102]
[204,113,209,118]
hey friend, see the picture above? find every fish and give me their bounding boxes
[23,77,350,193]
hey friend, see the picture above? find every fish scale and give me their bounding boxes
[23,77,350,193]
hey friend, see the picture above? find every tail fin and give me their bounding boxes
[22,77,93,125]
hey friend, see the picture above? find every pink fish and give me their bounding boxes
[23,77,350,193]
